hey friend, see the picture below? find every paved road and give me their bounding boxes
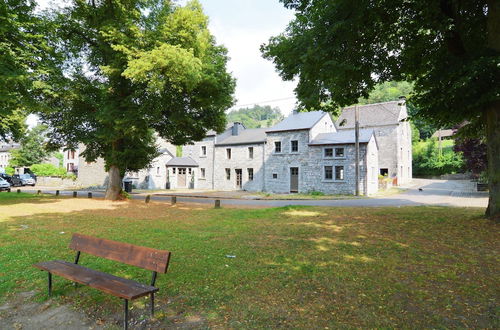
[15,179,488,209]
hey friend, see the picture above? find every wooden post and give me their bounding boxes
[145,195,151,203]
[171,196,176,205]
[355,105,360,196]
[37,190,41,195]
[73,191,77,198]
[17,189,21,194]
[55,190,60,196]
[88,192,92,198]
[214,199,221,209]
[7,188,10,193]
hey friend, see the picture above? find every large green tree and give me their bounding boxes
[0,0,56,141]
[40,0,235,200]
[9,125,50,167]
[262,0,500,219]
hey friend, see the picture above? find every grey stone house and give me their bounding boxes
[76,99,410,195]
[183,110,379,195]
[336,99,412,185]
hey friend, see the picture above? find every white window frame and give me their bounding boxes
[334,147,346,159]
[335,165,345,181]
[248,147,254,159]
[323,165,333,181]
[274,141,282,153]
[323,147,334,159]
[290,140,299,153]
[201,146,207,157]
[247,168,254,181]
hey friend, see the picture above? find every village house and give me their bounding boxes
[0,142,19,171]
[336,98,412,185]
[74,99,411,195]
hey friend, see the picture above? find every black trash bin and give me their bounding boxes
[123,180,133,193]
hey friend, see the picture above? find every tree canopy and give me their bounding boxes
[226,105,284,128]
[39,0,235,199]
[0,0,57,141]
[262,0,500,219]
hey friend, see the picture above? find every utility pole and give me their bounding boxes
[355,104,360,196]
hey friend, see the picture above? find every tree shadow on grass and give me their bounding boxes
[0,199,498,329]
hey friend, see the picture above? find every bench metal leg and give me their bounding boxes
[150,293,154,317]
[124,299,129,330]
[48,272,52,297]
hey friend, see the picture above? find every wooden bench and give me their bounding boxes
[33,233,171,329]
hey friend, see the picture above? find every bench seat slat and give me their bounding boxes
[34,260,158,300]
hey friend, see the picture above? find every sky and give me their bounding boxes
[33,0,298,124]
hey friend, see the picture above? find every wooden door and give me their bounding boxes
[178,168,186,187]
[235,169,242,189]
[290,167,299,193]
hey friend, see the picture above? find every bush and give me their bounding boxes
[309,191,325,196]
[29,163,75,179]
[5,166,14,175]
[413,139,464,176]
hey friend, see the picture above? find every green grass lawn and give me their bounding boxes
[0,193,498,328]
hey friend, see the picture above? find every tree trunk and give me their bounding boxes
[105,165,122,200]
[485,0,500,221]
[485,102,500,221]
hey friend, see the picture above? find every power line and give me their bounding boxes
[231,96,296,109]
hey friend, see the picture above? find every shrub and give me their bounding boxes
[30,163,68,177]
[5,166,15,175]
[309,191,325,196]
[413,139,464,176]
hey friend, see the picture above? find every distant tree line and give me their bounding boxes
[226,105,284,128]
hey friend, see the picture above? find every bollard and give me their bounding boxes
[88,192,92,198]
[73,191,77,198]
[7,188,10,193]
[55,190,60,196]
[37,190,41,195]
[17,189,21,194]
[214,199,221,209]
[145,195,151,203]
[171,196,176,205]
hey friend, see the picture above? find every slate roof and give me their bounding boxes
[166,157,199,167]
[336,101,406,129]
[206,122,243,136]
[431,129,454,138]
[215,128,267,146]
[266,111,327,132]
[309,129,375,145]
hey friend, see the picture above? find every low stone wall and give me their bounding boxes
[36,176,80,187]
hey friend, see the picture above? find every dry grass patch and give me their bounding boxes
[0,194,498,329]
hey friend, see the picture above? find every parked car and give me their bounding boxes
[10,174,24,187]
[20,174,36,186]
[0,178,10,191]
[0,173,22,187]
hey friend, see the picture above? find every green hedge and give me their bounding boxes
[413,139,464,176]
[30,163,76,180]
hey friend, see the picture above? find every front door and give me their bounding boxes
[235,169,242,189]
[178,168,186,187]
[290,167,299,193]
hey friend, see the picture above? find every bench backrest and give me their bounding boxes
[69,233,171,273]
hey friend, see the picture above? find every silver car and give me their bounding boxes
[0,177,10,191]
[20,174,36,186]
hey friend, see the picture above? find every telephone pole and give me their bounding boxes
[355,104,360,196]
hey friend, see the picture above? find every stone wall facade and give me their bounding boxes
[264,130,378,195]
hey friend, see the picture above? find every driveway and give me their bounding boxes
[16,178,488,209]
